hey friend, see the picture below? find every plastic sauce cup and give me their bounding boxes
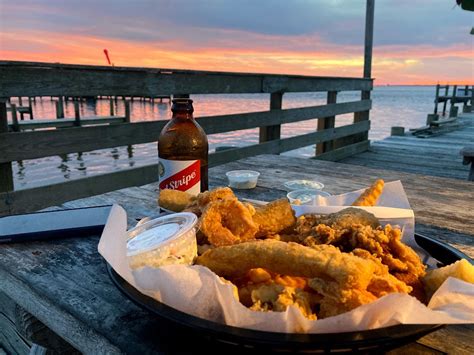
[287,189,331,205]
[126,212,198,270]
[283,180,324,191]
[226,170,260,189]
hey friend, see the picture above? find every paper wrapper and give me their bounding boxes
[98,181,474,333]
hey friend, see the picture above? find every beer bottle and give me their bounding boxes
[158,98,208,194]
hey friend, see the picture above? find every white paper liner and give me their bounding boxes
[98,181,474,333]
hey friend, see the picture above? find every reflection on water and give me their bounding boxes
[10,87,438,189]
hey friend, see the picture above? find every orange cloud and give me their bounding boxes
[1,29,472,85]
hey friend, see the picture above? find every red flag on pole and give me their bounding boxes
[103,49,112,65]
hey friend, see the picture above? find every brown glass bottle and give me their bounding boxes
[158,98,208,194]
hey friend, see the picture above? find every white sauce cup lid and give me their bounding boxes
[126,212,197,257]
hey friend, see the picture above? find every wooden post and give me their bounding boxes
[391,126,405,136]
[426,113,439,126]
[259,92,282,143]
[442,85,449,115]
[56,97,64,118]
[316,91,337,155]
[0,98,14,193]
[470,85,474,112]
[449,85,458,118]
[124,101,131,123]
[28,96,34,120]
[11,104,20,132]
[434,84,440,114]
[462,85,469,113]
[353,0,374,143]
[74,102,81,127]
[109,98,114,116]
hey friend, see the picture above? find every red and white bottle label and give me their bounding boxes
[158,159,201,195]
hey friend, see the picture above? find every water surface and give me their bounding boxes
[11,86,438,189]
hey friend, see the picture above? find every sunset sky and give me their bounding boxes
[0,0,472,85]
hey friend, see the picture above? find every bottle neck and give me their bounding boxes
[172,112,194,120]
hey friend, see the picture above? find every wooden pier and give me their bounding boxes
[0,61,373,215]
[340,112,474,180]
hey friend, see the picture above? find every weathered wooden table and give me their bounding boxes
[1,155,473,354]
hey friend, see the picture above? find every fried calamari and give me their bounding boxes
[200,198,259,247]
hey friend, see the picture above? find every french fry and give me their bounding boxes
[352,179,385,206]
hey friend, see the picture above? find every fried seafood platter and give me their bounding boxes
[153,181,471,322]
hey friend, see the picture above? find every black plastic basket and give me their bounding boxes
[107,233,473,353]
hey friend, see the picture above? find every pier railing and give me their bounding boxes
[0,61,373,215]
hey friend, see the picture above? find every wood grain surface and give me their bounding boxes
[0,61,372,97]
[0,154,473,354]
[342,113,473,181]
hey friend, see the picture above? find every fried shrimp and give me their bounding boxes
[200,198,259,246]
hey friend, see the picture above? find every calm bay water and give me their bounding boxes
[12,86,436,189]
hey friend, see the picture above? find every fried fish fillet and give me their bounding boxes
[252,199,296,237]
[196,240,377,289]
[158,189,196,212]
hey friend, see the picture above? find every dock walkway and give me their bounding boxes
[341,112,473,180]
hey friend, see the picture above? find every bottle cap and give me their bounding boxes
[171,98,194,113]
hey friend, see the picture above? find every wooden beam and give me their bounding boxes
[210,120,370,167]
[0,61,373,97]
[0,100,371,163]
[259,92,282,143]
[314,140,370,162]
[9,116,125,130]
[0,121,370,214]
[0,165,159,215]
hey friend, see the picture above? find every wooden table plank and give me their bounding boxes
[0,154,473,354]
